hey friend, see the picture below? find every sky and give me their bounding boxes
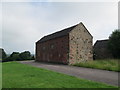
[0,0,118,54]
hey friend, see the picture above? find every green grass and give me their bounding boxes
[0,62,2,89]
[2,62,117,88]
[73,59,119,72]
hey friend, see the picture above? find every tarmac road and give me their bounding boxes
[19,60,119,86]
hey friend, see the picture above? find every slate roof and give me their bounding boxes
[37,24,78,43]
[94,39,109,48]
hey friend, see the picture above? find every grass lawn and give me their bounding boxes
[73,59,119,72]
[0,62,2,89]
[2,62,117,88]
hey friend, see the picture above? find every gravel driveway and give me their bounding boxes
[19,60,119,86]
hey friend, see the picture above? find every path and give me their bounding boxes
[19,60,119,86]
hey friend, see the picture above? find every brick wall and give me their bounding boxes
[36,35,69,64]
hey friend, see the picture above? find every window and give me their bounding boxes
[43,46,45,50]
[58,54,61,57]
[51,44,54,49]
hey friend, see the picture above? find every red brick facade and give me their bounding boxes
[36,35,69,64]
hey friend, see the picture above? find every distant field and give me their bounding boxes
[2,62,117,88]
[73,59,119,72]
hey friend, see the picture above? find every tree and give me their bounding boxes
[19,51,31,60]
[10,52,21,61]
[0,48,7,60]
[3,51,33,62]
[108,29,120,58]
[10,52,19,57]
[31,55,35,60]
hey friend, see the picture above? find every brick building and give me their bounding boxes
[93,39,113,59]
[36,22,93,64]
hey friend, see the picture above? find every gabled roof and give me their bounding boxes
[80,22,93,38]
[37,24,78,43]
[94,39,109,48]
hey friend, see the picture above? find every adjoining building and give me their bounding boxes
[36,22,93,64]
[93,39,113,60]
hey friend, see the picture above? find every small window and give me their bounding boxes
[43,47,45,50]
[51,44,54,49]
[58,54,61,57]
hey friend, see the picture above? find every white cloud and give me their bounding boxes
[0,2,2,48]
[2,2,118,54]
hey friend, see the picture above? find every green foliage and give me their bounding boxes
[73,59,119,72]
[4,57,13,61]
[9,52,21,61]
[108,29,120,58]
[31,55,35,60]
[10,52,19,57]
[4,51,34,62]
[2,62,116,88]
[19,51,31,60]
[0,48,7,60]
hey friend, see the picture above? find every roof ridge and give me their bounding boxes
[97,39,109,42]
[37,24,78,43]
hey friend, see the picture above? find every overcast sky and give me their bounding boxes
[1,0,118,54]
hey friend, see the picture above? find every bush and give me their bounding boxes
[11,52,21,61]
[4,52,21,61]
[3,51,34,62]
[19,51,31,60]
[31,55,35,60]
[3,57,13,62]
